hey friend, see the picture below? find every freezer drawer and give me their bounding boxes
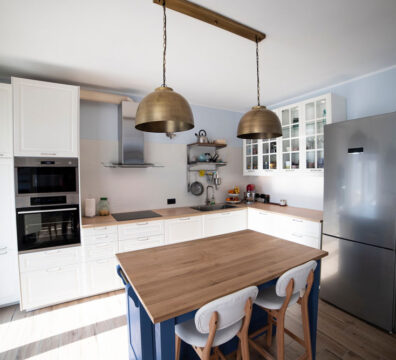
[320,234,395,331]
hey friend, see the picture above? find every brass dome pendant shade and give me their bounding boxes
[135,0,194,134]
[237,39,282,139]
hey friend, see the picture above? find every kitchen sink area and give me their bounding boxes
[190,204,237,212]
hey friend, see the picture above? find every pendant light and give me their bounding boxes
[237,38,282,139]
[135,0,194,136]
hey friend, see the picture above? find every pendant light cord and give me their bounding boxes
[256,37,260,106]
[162,0,167,87]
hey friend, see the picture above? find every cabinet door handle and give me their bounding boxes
[44,249,61,255]
[292,233,303,238]
[137,222,149,226]
[94,227,108,232]
[95,234,109,239]
[0,249,8,255]
[47,266,62,272]
[41,152,57,156]
[259,212,269,216]
[0,246,7,251]
[0,153,5,157]
[179,217,190,221]
[292,219,303,223]
[221,212,231,216]
[96,242,109,247]
[137,237,149,242]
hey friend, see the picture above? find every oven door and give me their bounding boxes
[16,205,80,252]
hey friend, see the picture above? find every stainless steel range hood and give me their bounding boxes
[104,100,160,168]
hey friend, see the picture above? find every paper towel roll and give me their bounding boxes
[85,198,96,217]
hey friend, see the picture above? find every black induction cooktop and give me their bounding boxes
[112,210,162,222]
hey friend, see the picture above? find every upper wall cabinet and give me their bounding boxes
[0,84,13,158]
[243,93,346,176]
[12,77,79,157]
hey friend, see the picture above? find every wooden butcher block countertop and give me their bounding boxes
[82,203,323,228]
[117,230,328,323]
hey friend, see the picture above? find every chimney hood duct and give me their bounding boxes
[105,101,159,168]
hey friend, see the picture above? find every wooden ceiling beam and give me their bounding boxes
[153,0,266,42]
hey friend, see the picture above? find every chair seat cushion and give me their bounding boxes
[175,318,242,348]
[254,286,299,310]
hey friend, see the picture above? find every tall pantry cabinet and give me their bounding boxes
[0,84,19,306]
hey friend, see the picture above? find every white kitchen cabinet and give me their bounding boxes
[118,220,164,240]
[20,262,83,310]
[243,93,346,176]
[203,210,247,238]
[83,258,122,296]
[0,249,19,306]
[248,208,278,237]
[12,77,79,157]
[0,158,19,307]
[118,235,165,252]
[0,84,13,158]
[165,216,203,244]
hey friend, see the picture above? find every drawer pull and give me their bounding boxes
[96,242,110,247]
[0,250,8,255]
[94,227,108,231]
[137,222,149,226]
[96,259,110,264]
[179,217,191,221]
[96,234,109,239]
[137,237,149,242]
[0,246,7,251]
[292,219,303,223]
[221,212,231,216]
[259,212,269,216]
[44,249,61,255]
[291,233,303,238]
[41,152,57,156]
[47,266,61,272]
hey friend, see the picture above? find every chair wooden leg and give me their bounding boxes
[236,341,242,360]
[266,313,273,347]
[175,334,181,360]
[301,299,313,360]
[240,334,250,360]
[276,312,285,360]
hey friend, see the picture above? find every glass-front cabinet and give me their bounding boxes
[242,93,346,176]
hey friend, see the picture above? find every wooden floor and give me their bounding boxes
[0,291,395,360]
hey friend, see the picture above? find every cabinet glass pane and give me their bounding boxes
[246,139,252,145]
[291,124,299,138]
[283,153,291,169]
[306,102,315,121]
[282,127,290,139]
[252,144,258,155]
[270,155,277,169]
[282,109,290,125]
[306,122,315,136]
[316,99,326,118]
[291,138,299,151]
[291,107,299,124]
[262,142,269,154]
[317,150,324,168]
[246,157,252,169]
[246,145,251,155]
[263,155,269,169]
[291,153,299,169]
[283,139,290,153]
[317,135,324,149]
[316,119,325,134]
[252,139,258,144]
[306,151,315,168]
[252,156,258,170]
[270,142,277,153]
[306,136,315,150]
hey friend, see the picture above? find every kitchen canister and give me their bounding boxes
[85,198,96,217]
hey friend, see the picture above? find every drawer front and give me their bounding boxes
[118,220,164,240]
[19,246,81,273]
[82,231,118,246]
[204,210,247,237]
[82,225,117,238]
[118,235,165,253]
[286,233,321,249]
[248,209,275,236]
[20,263,83,310]
[83,258,122,296]
[82,241,118,262]
[165,216,203,244]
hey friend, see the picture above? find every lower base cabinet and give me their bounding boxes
[0,248,19,306]
[20,263,83,310]
[203,210,247,237]
[165,216,203,244]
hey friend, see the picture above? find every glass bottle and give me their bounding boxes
[98,197,110,216]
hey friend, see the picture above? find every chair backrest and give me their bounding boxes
[194,286,258,334]
[276,260,317,297]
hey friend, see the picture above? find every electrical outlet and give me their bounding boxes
[167,198,176,205]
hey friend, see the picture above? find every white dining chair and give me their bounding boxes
[175,286,259,360]
[249,260,317,360]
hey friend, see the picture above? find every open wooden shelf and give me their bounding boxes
[187,142,227,150]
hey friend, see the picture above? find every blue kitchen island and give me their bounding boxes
[116,230,327,359]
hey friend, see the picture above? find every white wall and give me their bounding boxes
[80,100,252,214]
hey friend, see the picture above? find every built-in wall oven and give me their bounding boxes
[14,157,80,252]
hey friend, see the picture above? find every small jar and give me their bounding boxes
[98,197,110,216]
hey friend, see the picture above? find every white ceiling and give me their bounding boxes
[0,0,395,112]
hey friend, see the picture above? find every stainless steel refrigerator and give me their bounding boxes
[321,112,396,332]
